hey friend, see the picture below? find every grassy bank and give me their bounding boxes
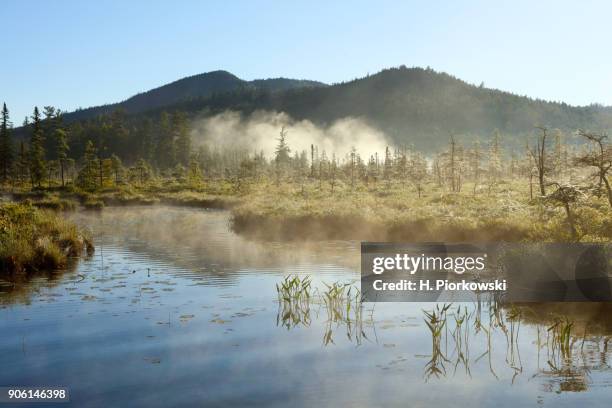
[0,203,93,277]
[5,183,239,211]
[3,177,611,243]
[230,180,612,242]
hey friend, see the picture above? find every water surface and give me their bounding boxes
[1,207,611,407]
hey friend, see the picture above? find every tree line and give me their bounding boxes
[0,102,610,222]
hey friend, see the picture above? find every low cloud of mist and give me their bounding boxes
[189,111,390,158]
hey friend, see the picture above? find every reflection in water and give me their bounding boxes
[419,299,612,394]
[1,206,611,407]
[276,276,372,346]
[68,207,360,285]
[274,273,612,396]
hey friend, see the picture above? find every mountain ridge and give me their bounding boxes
[64,70,327,122]
[14,66,612,151]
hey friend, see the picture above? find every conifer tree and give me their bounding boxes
[29,107,47,187]
[55,128,69,186]
[274,127,290,185]
[173,112,191,167]
[0,103,13,182]
[77,140,98,191]
[110,154,123,184]
[139,118,155,162]
[155,112,175,169]
[16,141,28,185]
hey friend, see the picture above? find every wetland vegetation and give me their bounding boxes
[1,100,610,246]
[0,202,92,278]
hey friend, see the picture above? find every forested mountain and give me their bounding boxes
[5,66,612,173]
[158,66,612,150]
[64,70,327,122]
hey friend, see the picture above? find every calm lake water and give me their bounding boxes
[1,207,611,407]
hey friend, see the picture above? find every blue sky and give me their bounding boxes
[2,0,612,123]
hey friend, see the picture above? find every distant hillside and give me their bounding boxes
[64,70,326,122]
[18,67,612,153]
[157,66,612,150]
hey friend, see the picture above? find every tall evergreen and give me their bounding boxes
[0,103,13,182]
[173,111,191,166]
[55,128,69,186]
[29,107,47,187]
[110,154,123,184]
[42,106,57,158]
[274,127,291,185]
[16,141,28,184]
[139,118,155,162]
[274,127,291,165]
[155,112,176,169]
[77,140,98,191]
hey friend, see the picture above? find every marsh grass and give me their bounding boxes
[5,177,610,241]
[231,179,612,242]
[418,298,612,391]
[422,299,526,383]
[83,198,105,210]
[0,202,93,277]
[321,281,366,345]
[276,275,313,328]
[275,275,370,346]
[423,303,451,380]
[547,317,574,360]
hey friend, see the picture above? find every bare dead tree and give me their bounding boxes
[528,126,549,196]
[575,129,612,208]
[329,155,337,195]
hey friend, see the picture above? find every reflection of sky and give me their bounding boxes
[1,207,611,407]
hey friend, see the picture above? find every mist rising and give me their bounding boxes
[189,110,390,158]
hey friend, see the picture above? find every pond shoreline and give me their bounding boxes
[3,179,611,244]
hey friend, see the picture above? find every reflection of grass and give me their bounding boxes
[275,275,370,346]
[422,299,609,394]
[423,304,451,380]
[276,275,312,329]
[0,203,93,277]
[322,282,366,345]
[548,317,574,360]
[423,300,526,383]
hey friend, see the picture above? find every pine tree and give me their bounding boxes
[383,146,392,179]
[139,118,155,162]
[77,140,98,191]
[42,106,58,158]
[274,126,291,164]
[155,112,175,169]
[16,141,28,185]
[29,107,47,187]
[274,127,290,185]
[173,112,191,167]
[110,154,123,184]
[55,128,69,186]
[0,103,13,182]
